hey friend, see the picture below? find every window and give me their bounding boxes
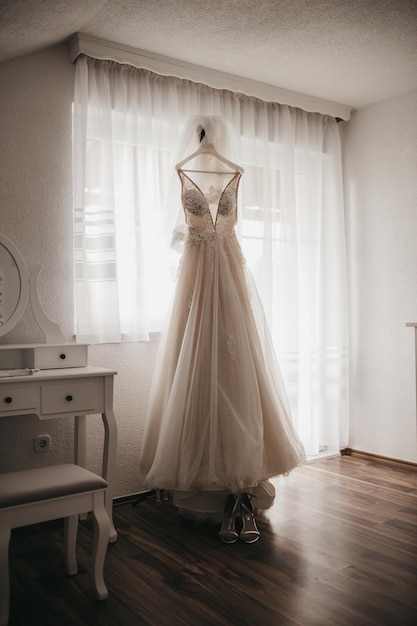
[73,56,349,455]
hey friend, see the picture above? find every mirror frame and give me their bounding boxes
[0,233,30,338]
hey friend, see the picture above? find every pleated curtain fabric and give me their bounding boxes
[73,55,349,455]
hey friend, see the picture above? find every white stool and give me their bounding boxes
[0,464,111,626]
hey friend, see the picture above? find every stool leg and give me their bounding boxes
[64,515,79,576]
[0,516,11,626]
[91,491,110,600]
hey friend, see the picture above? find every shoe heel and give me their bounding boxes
[239,493,260,543]
[218,494,239,544]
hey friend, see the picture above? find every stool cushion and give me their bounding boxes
[0,464,108,508]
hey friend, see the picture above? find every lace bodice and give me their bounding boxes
[178,170,241,240]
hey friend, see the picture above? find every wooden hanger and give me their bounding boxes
[175,141,243,174]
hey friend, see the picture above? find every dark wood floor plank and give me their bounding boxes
[6,455,417,625]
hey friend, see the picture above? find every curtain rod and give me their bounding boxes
[69,33,351,121]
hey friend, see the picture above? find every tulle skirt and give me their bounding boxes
[139,229,305,507]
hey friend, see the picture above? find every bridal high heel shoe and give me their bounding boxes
[218,494,240,544]
[239,493,260,543]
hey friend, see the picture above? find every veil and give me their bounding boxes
[175,114,240,170]
[166,115,242,251]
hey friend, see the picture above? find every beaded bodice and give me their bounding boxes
[178,170,241,240]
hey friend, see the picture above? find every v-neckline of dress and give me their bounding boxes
[180,170,239,226]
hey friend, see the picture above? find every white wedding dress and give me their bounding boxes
[139,117,305,517]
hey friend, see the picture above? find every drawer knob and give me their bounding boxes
[60,353,66,359]
[66,395,73,402]
[4,396,13,404]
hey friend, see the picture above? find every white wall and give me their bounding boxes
[0,46,157,497]
[0,46,416,497]
[342,88,417,463]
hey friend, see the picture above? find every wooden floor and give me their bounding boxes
[7,454,417,625]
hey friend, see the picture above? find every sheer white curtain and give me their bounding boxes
[73,55,349,455]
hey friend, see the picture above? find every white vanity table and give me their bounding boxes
[0,234,118,542]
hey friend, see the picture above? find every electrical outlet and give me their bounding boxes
[34,434,51,453]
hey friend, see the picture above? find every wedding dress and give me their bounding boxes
[139,116,305,516]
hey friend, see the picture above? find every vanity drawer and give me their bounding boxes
[0,386,39,414]
[27,345,88,369]
[41,381,96,415]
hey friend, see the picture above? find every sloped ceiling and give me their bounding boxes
[0,0,416,109]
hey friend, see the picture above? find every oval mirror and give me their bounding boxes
[0,234,29,337]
